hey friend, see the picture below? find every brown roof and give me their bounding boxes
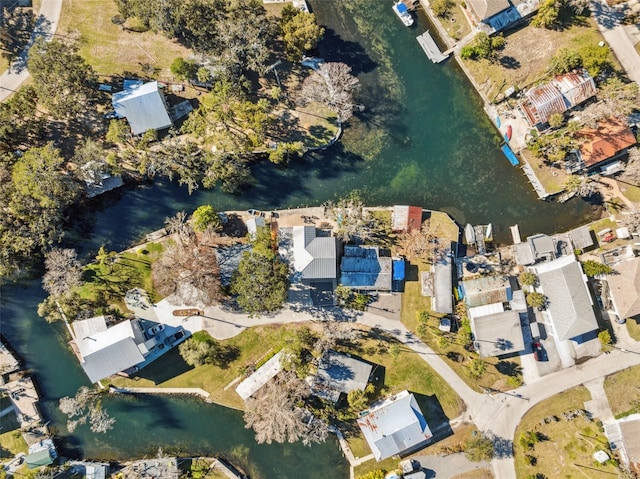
[578,119,637,167]
[606,256,640,320]
[467,0,511,20]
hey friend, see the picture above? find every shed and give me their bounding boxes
[112,81,172,135]
[392,205,423,232]
[235,350,284,400]
[26,449,54,469]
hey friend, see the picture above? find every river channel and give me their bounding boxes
[1,1,601,477]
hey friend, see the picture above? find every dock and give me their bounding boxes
[474,225,486,256]
[510,224,522,244]
[416,31,449,64]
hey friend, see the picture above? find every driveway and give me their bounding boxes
[0,0,63,102]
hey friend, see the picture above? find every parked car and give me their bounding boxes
[147,324,165,336]
[164,331,185,346]
[532,341,544,361]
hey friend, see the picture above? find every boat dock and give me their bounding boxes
[510,224,522,244]
[416,31,449,63]
[474,225,486,255]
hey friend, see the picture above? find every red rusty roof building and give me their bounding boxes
[577,119,637,168]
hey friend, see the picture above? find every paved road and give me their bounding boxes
[590,0,640,85]
[131,295,640,478]
[0,0,63,102]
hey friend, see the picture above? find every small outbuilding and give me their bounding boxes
[312,351,373,402]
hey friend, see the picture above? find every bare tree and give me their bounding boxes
[619,147,640,184]
[297,62,361,122]
[164,211,193,245]
[42,248,83,297]
[324,194,380,243]
[619,211,640,235]
[397,220,437,260]
[59,386,115,433]
[152,236,223,307]
[244,372,328,445]
[314,322,362,357]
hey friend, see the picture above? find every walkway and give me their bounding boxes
[111,386,211,400]
[0,0,64,102]
[590,0,640,85]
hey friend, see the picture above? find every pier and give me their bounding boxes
[510,224,522,244]
[416,31,449,63]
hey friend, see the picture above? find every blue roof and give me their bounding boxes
[501,144,519,166]
[393,259,405,281]
[397,2,408,13]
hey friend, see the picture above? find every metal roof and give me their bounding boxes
[533,255,598,340]
[392,205,423,232]
[290,226,338,281]
[26,449,54,469]
[235,350,284,400]
[568,226,594,250]
[112,81,172,135]
[432,252,453,313]
[357,391,432,461]
[462,275,511,308]
[313,351,373,400]
[81,338,145,383]
[340,245,392,290]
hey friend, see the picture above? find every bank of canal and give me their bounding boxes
[0,1,603,477]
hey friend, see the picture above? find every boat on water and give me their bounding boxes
[465,223,476,244]
[485,223,493,240]
[393,1,414,26]
[504,124,512,141]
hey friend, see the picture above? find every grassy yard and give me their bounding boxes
[514,386,621,479]
[462,19,616,101]
[520,149,569,195]
[0,424,27,459]
[451,469,494,479]
[603,365,640,418]
[626,317,640,341]
[433,3,472,42]
[620,183,640,203]
[428,211,461,242]
[57,0,192,78]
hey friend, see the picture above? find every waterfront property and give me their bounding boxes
[312,350,373,402]
[235,350,285,401]
[392,205,423,233]
[112,80,173,135]
[357,390,433,461]
[465,0,534,34]
[576,118,637,174]
[340,245,392,291]
[26,439,57,469]
[513,233,558,266]
[460,275,513,308]
[518,69,596,128]
[468,295,527,358]
[118,457,180,479]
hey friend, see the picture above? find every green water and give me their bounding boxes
[0,1,601,476]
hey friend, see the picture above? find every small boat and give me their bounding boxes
[504,124,512,141]
[495,116,501,128]
[465,223,476,244]
[485,223,493,240]
[393,1,414,27]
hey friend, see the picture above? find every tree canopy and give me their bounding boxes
[281,12,325,61]
[581,259,613,277]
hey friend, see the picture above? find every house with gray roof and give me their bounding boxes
[605,256,640,322]
[312,351,373,402]
[283,226,339,284]
[513,233,558,266]
[112,81,172,135]
[340,245,392,291]
[357,390,433,461]
[468,306,526,357]
[529,255,598,342]
[461,275,512,308]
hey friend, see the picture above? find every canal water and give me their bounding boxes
[0,1,602,477]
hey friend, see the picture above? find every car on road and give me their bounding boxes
[164,331,185,346]
[146,324,165,336]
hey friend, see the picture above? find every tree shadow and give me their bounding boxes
[495,360,522,377]
[130,347,194,384]
[499,56,521,69]
[317,28,378,76]
[413,392,453,443]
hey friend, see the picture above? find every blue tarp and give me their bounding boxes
[396,2,408,13]
[392,260,405,281]
[501,144,519,166]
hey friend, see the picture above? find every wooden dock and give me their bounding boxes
[510,224,522,244]
[416,31,449,64]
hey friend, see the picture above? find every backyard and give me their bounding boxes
[603,365,640,418]
[514,386,620,478]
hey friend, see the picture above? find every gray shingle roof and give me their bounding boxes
[313,351,373,401]
[357,391,432,461]
[534,256,598,340]
[606,256,640,320]
[471,310,526,357]
[467,0,511,20]
[112,81,172,135]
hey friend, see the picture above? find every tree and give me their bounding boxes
[460,33,505,61]
[519,271,538,287]
[191,205,222,233]
[59,386,115,433]
[298,62,360,123]
[0,85,41,153]
[42,248,83,297]
[106,119,130,145]
[519,430,541,450]
[356,471,385,479]
[578,44,611,77]
[324,192,382,243]
[202,153,252,193]
[27,37,96,119]
[170,57,198,80]
[152,235,224,307]
[548,113,564,129]
[526,292,547,309]
[165,211,193,244]
[268,142,305,165]
[178,331,239,367]
[550,48,582,74]
[244,372,328,446]
[464,433,495,461]
[531,0,561,28]
[230,249,290,316]
[432,0,455,17]
[620,147,640,185]
[581,259,613,277]
[347,384,375,411]
[598,330,612,347]
[397,220,436,260]
[282,12,325,61]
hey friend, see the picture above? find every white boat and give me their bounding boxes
[465,224,476,245]
[393,1,414,27]
[485,223,493,239]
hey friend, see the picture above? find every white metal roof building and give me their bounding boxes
[112,81,172,135]
[357,390,433,461]
[235,350,284,400]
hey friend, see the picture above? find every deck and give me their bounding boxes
[416,31,449,64]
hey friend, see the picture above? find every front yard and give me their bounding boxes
[603,365,640,418]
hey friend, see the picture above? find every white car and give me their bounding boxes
[147,324,165,336]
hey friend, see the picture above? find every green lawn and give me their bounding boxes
[626,317,640,341]
[521,149,568,195]
[620,183,640,203]
[0,427,28,459]
[514,386,621,479]
[57,0,193,77]
[604,365,640,418]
